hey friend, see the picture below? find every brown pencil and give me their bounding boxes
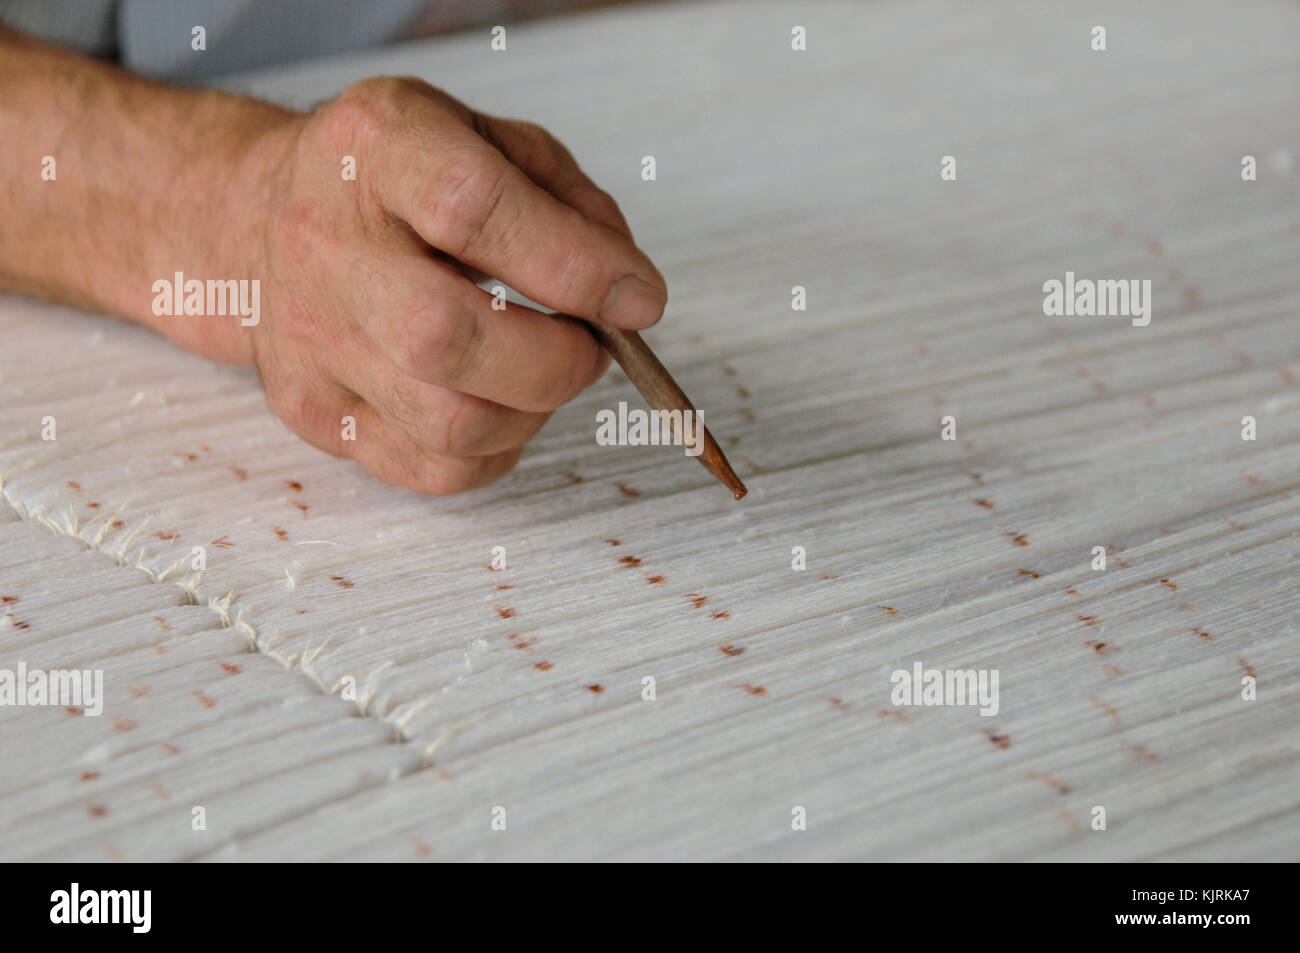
[586,321,747,501]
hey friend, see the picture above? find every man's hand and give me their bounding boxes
[0,30,666,494]
[243,78,666,493]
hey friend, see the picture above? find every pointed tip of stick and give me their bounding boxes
[701,430,748,501]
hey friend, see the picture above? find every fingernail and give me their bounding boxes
[601,275,665,329]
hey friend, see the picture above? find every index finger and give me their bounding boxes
[378,131,667,331]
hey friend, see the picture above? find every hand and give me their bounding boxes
[237,77,667,493]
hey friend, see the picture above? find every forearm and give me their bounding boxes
[0,27,294,363]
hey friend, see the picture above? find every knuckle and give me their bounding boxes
[392,303,481,387]
[430,157,511,258]
[267,380,327,437]
[439,395,482,456]
[324,77,428,148]
[408,457,480,496]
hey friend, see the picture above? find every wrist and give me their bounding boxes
[143,91,299,365]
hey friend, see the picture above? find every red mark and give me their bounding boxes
[1,596,17,605]
[87,502,100,509]
[126,686,149,700]
[110,520,125,529]
[740,408,757,423]
[1144,239,1163,258]
[711,610,731,620]
[1102,663,1125,677]
[1125,742,1158,763]
[1018,568,1041,579]
[161,743,181,756]
[1238,658,1257,679]
[877,709,913,721]
[1077,615,1100,628]
[154,531,180,542]
[972,498,995,510]
[1005,531,1030,547]
[646,575,666,585]
[1090,697,1122,730]
[294,502,310,517]
[534,661,554,671]
[1065,587,1080,596]
[193,691,217,709]
[88,804,109,818]
[510,635,537,650]
[585,684,605,694]
[220,662,242,675]
[329,575,355,589]
[1027,771,1072,795]
[211,536,234,549]
[565,472,584,484]
[1183,287,1204,309]
[274,527,289,541]
[285,480,303,492]
[63,707,83,716]
[983,730,1012,750]
[684,593,708,609]
[1191,626,1212,641]
[1277,366,1297,386]
[721,363,737,377]
[176,451,199,462]
[734,384,752,399]
[1160,578,1177,590]
[739,683,767,696]
[496,584,514,590]
[719,644,744,657]
[412,838,433,858]
[80,771,99,782]
[876,605,898,616]
[618,555,642,568]
[1085,640,1111,654]
[496,606,517,619]
[616,483,641,498]
[605,539,621,546]
[67,481,81,491]
[10,619,30,630]
[969,472,985,485]
[824,697,852,712]
[821,574,839,580]
[112,717,137,733]
[227,466,248,481]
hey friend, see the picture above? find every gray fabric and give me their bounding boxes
[0,0,463,78]
[0,0,118,56]
[117,0,433,79]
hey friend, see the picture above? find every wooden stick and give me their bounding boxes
[586,322,747,500]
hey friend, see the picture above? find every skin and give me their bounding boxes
[0,27,667,494]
